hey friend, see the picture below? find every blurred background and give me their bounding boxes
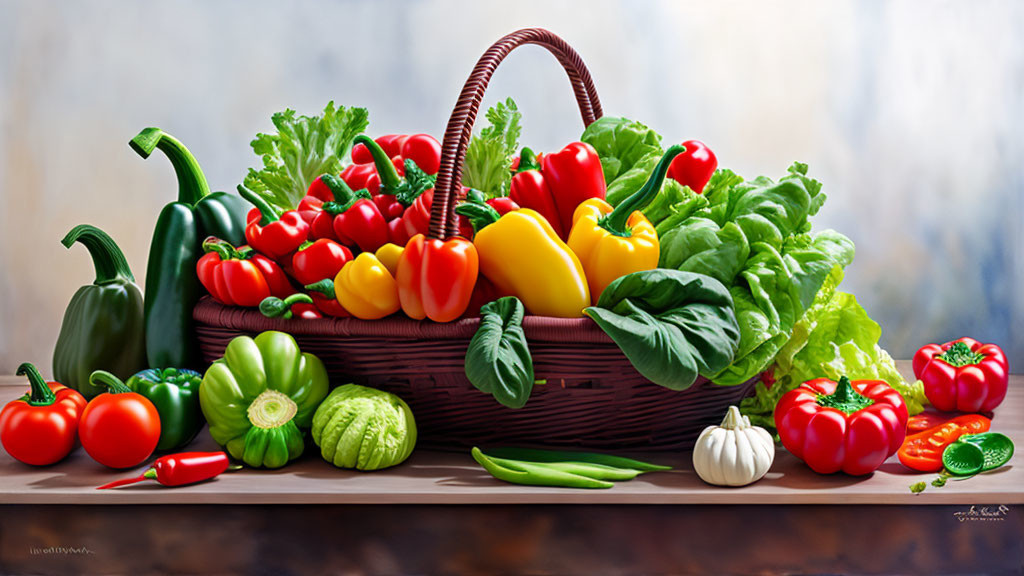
[0,0,1021,374]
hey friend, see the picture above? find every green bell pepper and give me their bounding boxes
[127,368,204,452]
[199,331,329,468]
[52,225,147,399]
[130,128,250,370]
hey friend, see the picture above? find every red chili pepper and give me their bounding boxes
[897,414,991,472]
[97,451,231,489]
[666,140,717,194]
[457,189,520,240]
[775,376,909,475]
[395,234,478,322]
[0,363,87,466]
[913,337,1009,413]
[237,186,311,260]
[354,135,438,244]
[304,280,352,318]
[510,143,606,239]
[318,174,391,253]
[196,237,293,307]
[290,238,352,287]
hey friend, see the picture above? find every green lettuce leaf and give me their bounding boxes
[585,270,740,391]
[465,297,534,409]
[740,267,926,429]
[580,116,667,206]
[243,102,369,212]
[462,98,522,198]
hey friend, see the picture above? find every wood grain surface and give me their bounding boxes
[0,362,1019,505]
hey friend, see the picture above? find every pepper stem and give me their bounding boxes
[259,294,314,319]
[202,236,243,261]
[61,225,135,284]
[517,148,540,173]
[320,174,357,204]
[938,341,986,367]
[354,134,403,193]
[237,185,280,226]
[16,363,56,406]
[247,389,298,429]
[88,370,134,395]
[454,202,501,233]
[129,128,211,206]
[816,376,874,415]
[305,279,336,299]
[600,145,684,236]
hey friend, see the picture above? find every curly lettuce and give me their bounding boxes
[243,102,369,212]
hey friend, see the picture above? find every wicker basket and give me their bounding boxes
[194,28,758,451]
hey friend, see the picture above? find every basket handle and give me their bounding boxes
[430,28,604,239]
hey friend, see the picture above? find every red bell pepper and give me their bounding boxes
[898,414,991,472]
[0,363,87,466]
[457,189,520,239]
[317,174,391,253]
[290,238,353,287]
[509,143,606,239]
[667,140,718,194]
[237,186,310,259]
[775,376,909,475]
[354,135,438,245]
[97,451,231,489]
[912,337,1009,413]
[197,237,293,307]
[351,133,442,178]
[395,234,478,322]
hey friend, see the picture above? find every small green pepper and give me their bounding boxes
[126,368,204,451]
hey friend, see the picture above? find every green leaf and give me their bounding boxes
[658,218,750,286]
[585,270,740,390]
[243,102,369,212]
[465,297,534,408]
[580,116,666,206]
[462,98,522,197]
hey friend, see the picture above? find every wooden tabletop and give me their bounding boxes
[0,362,1019,505]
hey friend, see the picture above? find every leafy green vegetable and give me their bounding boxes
[465,297,534,408]
[243,102,369,212]
[585,269,741,391]
[740,266,926,429]
[461,98,522,198]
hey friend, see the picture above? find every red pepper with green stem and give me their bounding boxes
[317,174,391,253]
[290,238,353,287]
[509,142,606,239]
[0,363,87,466]
[667,140,717,194]
[197,237,293,307]
[913,338,1009,413]
[350,133,442,180]
[238,185,310,260]
[354,134,437,245]
[97,451,231,489]
[457,189,520,239]
[775,376,909,475]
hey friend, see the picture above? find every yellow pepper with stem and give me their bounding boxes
[568,145,683,304]
[333,252,401,320]
[455,202,589,318]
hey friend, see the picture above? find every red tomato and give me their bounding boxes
[79,372,161,469]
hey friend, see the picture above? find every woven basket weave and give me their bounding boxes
[194,28,758,451]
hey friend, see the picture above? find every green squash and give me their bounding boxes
[312,384,417,471]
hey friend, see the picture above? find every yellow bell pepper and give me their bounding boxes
[568,145,683,304]
[333,252,400,320]
[455,204,589,318]
[374,243,404,276]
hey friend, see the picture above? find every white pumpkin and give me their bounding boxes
[692,405,775,487]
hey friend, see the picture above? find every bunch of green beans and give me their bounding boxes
[471,447,671,489]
